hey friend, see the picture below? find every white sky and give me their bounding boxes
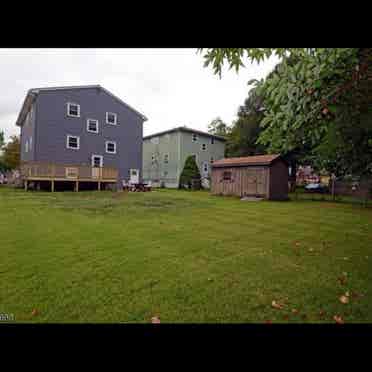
[0,48,279,142]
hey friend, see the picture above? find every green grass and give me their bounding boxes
[1,186,371,323]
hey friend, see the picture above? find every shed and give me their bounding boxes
[211,154,289,200]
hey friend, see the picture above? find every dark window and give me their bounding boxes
[201,143,207,151]
[211,138,214,144]
[67,103,80,117]
[223,171,232,181]
[106,112,117,125]
[67,135,79,149]
[106,141,116,153]
[192,134,198,142]
[164,154,169,164]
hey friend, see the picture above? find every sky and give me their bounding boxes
[0,48,279,142]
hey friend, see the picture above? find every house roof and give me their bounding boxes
[15,85,147,126]
[212,154,283,168]
[143,126,227,142]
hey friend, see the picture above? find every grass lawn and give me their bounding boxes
[1,186,371,323]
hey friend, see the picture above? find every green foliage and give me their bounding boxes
[1,135,20,170]
[0,130,4,150]
[201,48,372,177]
[207,117,230,137]
[179,155,201,190]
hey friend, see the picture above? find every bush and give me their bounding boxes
[179,155,201,190]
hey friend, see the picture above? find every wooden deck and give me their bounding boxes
[20,161,118,191]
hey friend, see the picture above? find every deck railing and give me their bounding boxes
[20,161,118,181]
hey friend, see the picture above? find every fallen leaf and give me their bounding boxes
[345,291,350,297]
[31,309,39,317]
[151,316,161,324]
[319,310,325,317]
[292,309,298,314]
[309,248,314,252]
[272,300,284,309]
[339,295,349,304]
[334,315,344,324]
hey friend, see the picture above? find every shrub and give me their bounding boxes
[179,155,201,190]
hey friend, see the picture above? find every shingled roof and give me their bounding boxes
[212,154,282,168]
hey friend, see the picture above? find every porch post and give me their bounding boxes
[75,181,79,192]
[51,180,54,192]
[24,180,28,191]
[98,181,101,191]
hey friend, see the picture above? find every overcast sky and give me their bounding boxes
[0,48,279,142]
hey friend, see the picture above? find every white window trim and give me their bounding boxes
[86,118,99,134]
[91,154,103,167]
[105,140,117,154]
[67,102,80,118]
[106,112,117,125]
[66,135,80,150]
[201,143,207,151]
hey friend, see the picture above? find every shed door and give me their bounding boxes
[240,168,267,196]
[256,169,266,195]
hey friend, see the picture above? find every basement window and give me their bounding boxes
[67,102,80,117]
[223,171,232,181]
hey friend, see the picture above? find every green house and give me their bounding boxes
[143,126,226,188]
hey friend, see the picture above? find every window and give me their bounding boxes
[211,137,214,144]
[67,102,80,117]
[192,133,198,142]
[91,155,103,168]
[201,143,207,151]
[210,157,214,163]
[105,141,117,154]
[164,154,169,164]
[163,171,168,177]
[223,171,232,181]
[25,140,29,153]
[203,162,208,173]
[106,112,117,125]
[151,154,156,164]
[87,119,99,133]
[66,135,80,150]
[165,134,171,142]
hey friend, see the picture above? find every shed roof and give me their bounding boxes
[212,154,282,168]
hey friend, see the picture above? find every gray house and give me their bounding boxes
[143,126,226,188]
[16,85,147,191]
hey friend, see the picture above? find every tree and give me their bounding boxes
[2,135,20,170]
[0,130,4,150]
[208,117,230,137]
[200,48,372,179]
[179,155,201,189]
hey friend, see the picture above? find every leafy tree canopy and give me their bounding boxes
[1,135,20,170]
[200,48,372,178]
